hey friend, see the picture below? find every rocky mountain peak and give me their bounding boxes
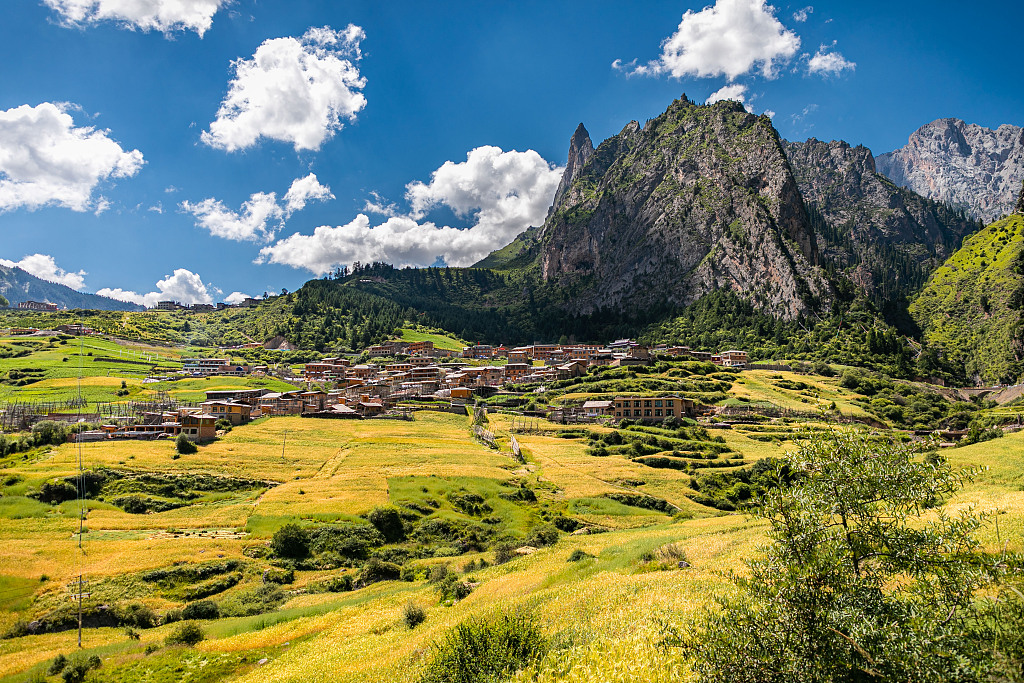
[784,137,980,309]
[875,118,1024,223]
[550,123,595,214]
[533,96,829,321]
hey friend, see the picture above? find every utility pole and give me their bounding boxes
[281,429,287,461]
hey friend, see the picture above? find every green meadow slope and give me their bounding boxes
[910,214,1024,384]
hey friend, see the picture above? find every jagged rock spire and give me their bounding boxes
[549,123,595,214]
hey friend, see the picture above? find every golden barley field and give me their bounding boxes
[0,406,1020,682]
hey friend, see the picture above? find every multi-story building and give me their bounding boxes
[182,358,229,375]
[155,301,180,311]
[199,400,252,425]
[406,341,435,355]
[17,300,58,312]
[611,396,695,420]
[719,350,748,367]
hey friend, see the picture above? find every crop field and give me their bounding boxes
[0,335,293,408]
[0,368,1021,682]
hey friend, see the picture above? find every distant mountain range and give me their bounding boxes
[876,118,1024,223]
[0,265,142,312]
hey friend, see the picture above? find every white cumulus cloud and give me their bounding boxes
[181,192,283,242]
[258,146,563,273]
[617,0,800,81]
[42,0,229,37]
[792,6,813,22]
[223,291,250,304]
[807,45,856,75]
[0,253,87,290]
[202,25,367,152]
[180,173,333,242]
[97,268,214,307]
[283,173,334,213]
[0,102,143,213]
[706,84,749,104]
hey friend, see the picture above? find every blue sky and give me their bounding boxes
[1,0,1022,306]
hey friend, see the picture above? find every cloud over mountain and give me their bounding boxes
[616,0,800,81]
[97,268,214,307]
[258,146,562,273]
[0,253,86,290]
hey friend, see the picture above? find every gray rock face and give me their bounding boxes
[549,123,595,215]
[535,97,829,321]
[785,138,980,304]
[876,118,1024,223]
[1017,179,1024,215]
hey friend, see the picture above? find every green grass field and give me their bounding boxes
[0,364,1021,681]
[394,327,467,351]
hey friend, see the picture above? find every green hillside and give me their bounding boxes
[910,214,1024,384]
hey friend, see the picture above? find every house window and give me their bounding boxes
[665,400,675,407]
[644,400,652,408]
[616,412,621,417]
[654,400,663,407]
[666,409,674,416]
[644,409,652,417]
[633,400,641,408]
[655,409,663,416]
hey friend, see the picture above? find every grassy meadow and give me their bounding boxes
[0,392,1019,682]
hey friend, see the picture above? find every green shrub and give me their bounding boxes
[47,654,67,675]
[181,600,219,620]
[175,435,198,454]
[402,601,427,629]
[271,523,309,559]
[567,549,591,562]
[359,558,402,586]
[492,542,516,565]
[113,601,158,628]
[218,584,285,617]
[59,654,100,683]
[524,524,559,548]
[436,574,473,603]
[367,506,406,542]
[165,621,204,647]
[418,612,546,683]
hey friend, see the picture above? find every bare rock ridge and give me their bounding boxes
[533,96,829,321]
[876,118,1024,223]
[784,138,980,306]
[1017,179,1024,214]
[549,123,595,216]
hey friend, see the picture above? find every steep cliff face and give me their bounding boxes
[549,123,594,215]
[1017,179,1024,215]
[785,138,980,306]
[533,97,828,320]
[876,118,1024,223]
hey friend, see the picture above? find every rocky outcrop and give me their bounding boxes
[876,118,1024,223]
[532,97,829,320]
[549,124,595,215]
[1017,179,1024,215]
[785,138,980,306]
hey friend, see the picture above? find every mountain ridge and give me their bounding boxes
[0,265,143,312]
[876,118,1024,223]
[509,96,830,321]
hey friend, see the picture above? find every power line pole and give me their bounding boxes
[281,429,287,461]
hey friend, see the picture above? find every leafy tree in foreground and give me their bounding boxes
[677,430,1023,683]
